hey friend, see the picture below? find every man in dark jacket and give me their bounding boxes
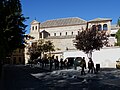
[88,58,94,73]
[80,57,86,75]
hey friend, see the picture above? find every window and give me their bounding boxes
[60,33,62,36]
[54,33,56,36]
[111,34,115,37]
[78,31,80,35]
[66,32,67,35]
[92,25,96,28]
[32,26,34,30]
[103,24,107,30]
[98,24,102,31]
[71,32,73,35]
[36,26,37,30]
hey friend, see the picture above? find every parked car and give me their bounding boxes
[116,58,120,69]
[64,57,82,66]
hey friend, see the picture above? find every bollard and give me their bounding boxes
[96,64,100,73]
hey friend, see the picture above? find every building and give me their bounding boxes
[25,17,120,63]
[5,48,25,64]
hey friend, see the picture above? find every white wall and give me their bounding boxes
[63,47,120,68]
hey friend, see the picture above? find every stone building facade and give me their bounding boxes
[25,17,119,62]
[5,48,25,64]
[30,17,87,51]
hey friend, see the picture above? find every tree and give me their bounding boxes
[0,0,27,63]
[115,29,120,46]
[117,17,120,27]
[43,40,55,57]
[37,39,55,58]
[74,24,108,59]
[28,39,55,60]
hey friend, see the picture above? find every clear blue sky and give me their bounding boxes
[21,0,120,34]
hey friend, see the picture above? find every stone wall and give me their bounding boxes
[46,37,76,51]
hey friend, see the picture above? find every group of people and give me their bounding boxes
[29,56,99,74]
[80,57,96,75]
[36,57,72,71]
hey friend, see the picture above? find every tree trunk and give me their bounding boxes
[87,50,92,59]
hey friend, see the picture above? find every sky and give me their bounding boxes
[21,0,120,34]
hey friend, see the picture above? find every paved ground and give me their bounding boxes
[1,65,120,90]
[0,65,50,90]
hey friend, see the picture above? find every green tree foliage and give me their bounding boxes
[44,40,55,52]
[117,17,120,27]
[0,0,27,62]
[75,25,108,59]
[115,29,120,46]
[28,39,55,60]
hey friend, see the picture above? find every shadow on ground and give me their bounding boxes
[1,65,120,90]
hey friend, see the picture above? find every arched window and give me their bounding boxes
[36,26,37,30]
[103,24,107,30]
[92,25,96,28]
[98,24,102,31]
[66,32,67,35]
[32,26,34,30]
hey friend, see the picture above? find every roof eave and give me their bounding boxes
[88,19,112,23]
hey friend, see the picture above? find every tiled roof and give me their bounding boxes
[40,17,87,28]
[88,18,112,22]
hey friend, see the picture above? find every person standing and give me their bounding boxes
[54,58,59,70]
[88,58,94,73]
[80,57,86,75]
[60,58,64,69]
[74,57,78,70]
[54,58,57,70]
[56,58,59,70]
[49,57,53,71]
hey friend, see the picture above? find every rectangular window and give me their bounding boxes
[54,33,56,36]
[60,33,62,36]
[66,32,67,35]
[71,32,73,35]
